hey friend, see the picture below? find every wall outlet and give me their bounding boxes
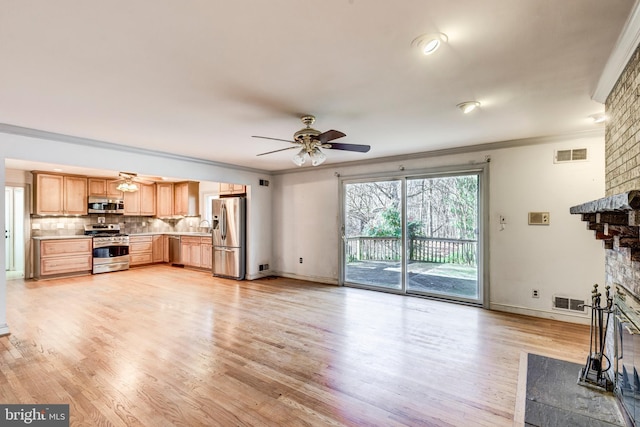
[532,289,540,298]
[299,257,303,264]
[258,264,270,271]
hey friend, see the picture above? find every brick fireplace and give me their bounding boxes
[570,39,640,425]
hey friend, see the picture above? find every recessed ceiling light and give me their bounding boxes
[457,101,481,114]
[411,33,448,55]
[589,113,606,124]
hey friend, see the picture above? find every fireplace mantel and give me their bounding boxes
[570,191,640,260]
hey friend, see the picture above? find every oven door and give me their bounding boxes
[92,245,130,274]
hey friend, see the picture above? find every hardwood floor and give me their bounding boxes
[1,265,589,426]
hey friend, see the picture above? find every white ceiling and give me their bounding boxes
[0,1,633,172]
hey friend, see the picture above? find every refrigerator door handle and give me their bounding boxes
[221,203,227,240]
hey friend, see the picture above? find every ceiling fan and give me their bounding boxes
[114,172,156,192]
[253,115,371,166]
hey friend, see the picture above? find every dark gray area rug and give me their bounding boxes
[525,353,626,427]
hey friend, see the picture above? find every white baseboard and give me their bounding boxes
[246,272,274,280]
[273,271,338,286]
[490,302,590,325]
[0,323,10,336]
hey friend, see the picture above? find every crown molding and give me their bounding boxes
[0,123,270,175]
[593,0,640,103]
[271,129,605,175]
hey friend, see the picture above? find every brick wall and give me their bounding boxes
[605,43,640,315]
[605,45,640,196]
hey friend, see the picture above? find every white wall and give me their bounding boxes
[272,133,605,323]
[0,131,274,335]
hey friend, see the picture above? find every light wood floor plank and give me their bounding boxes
[1,266,589,426]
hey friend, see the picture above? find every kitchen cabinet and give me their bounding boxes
[163,235,170,262]
[180,236,202,267]
[34,173,88,215]
[180,236,211,269]
[156,183,174,217]
[152,235,164,263]
[88,178,123,199]
[156,181,199,217]
[219,183,246,196]
[201,236,212,269]
[129,236,153,266]
[174,181,199,216]
[123,183,156,216]
[34,238,92,279]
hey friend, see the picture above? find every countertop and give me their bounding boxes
[33,232,211,240]
[32,235,93,240]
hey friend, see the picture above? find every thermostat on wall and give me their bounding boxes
[529,212,550,225]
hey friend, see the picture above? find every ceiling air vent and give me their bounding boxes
[552,295,586,313]
[554,148,588,163]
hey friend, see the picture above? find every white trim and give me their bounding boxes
[271,129,604,175]
[593,0,640,103]
[490,302,590,325]
[274,271,339,285]
[0,323,9,336]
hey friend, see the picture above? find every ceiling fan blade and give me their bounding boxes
[256,146,300,156]
[326,142,371,153]
[317,130,346,143]
[252,136,296,143]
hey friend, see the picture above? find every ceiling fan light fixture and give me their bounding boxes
[457,101,481,114]
[411,33,448,55]
[116,181,139,192]
[309,147,327,166]
[292,148,307,166]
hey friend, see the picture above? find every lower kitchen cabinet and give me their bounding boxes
[180,236,212,269]
[152,235,164,263]
[34,238,93,279]
[201,237,212,269]
[129,236,153,266]
[181,236,202,267]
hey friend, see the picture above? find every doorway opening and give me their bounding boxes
[341,166,486,306]
[5,186,25,280]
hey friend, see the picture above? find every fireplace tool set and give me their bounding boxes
[578,284,614,391]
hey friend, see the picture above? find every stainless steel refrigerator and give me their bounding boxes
[212,197,246,280]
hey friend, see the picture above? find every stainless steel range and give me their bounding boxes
[84,224,130,274]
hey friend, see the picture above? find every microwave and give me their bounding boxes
[88,197,125,214]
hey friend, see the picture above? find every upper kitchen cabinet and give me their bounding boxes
[123,183,156,216]
[156,183,174,217]
[174,182,199,216]
[156,181,199,218]
[33,173,88,215]
[219,183,246,196]
[87,178,123,199]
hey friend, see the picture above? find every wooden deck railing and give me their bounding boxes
[345,236,477,265]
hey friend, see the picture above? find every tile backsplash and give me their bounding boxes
[30,215,207,236]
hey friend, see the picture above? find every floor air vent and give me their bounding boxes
[552,295,586,313]
[554,148,588,163]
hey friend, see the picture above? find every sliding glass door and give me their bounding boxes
[343,179,403,291]
[341,168,484,305]
[405,174,479,300]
